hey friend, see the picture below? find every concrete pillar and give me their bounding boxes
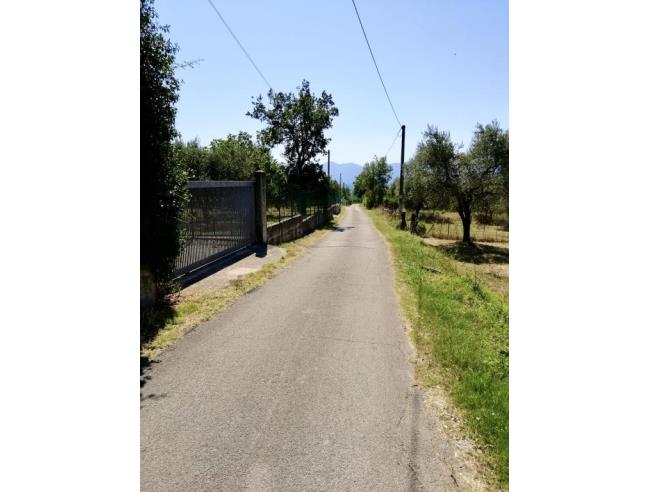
[254,170,267,244]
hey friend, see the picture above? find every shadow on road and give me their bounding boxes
[140,356,170,406]
[141,301,176,348]
[140,355,157,389]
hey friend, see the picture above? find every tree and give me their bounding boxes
[353,156,392,208]
[173,137,208,180]
[141,0,187,293]
[206,132,274,181]
[341,184,352,203]
[353,172,367,201]
[404,159,432,232]
[383,178,400,210]
[263,158,288,210]
[248,80,338,191]
[174,132,289,209]
[415,122,508,242]
[404,152,453,232]
[174,132,283,183]
[470,122,509,221]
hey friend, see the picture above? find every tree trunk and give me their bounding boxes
[460,214,471,242]
[457,198,472,243]
[409,207,421,234]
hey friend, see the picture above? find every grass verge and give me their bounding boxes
[141,207,347,360]
[423,237,509,303]
[367,208,509,487]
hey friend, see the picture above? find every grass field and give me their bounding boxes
[368,209,509,486]
[413,210,509,243]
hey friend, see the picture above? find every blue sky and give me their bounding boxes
[156,0,508,165]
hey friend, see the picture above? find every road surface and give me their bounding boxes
[141,205,461,491]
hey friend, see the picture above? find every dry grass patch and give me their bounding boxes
[415,210,509,243]
[422,238,509,301]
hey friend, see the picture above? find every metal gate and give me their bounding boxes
[174,181,256,276]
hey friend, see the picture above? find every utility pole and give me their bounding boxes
[399,124,406,230]
[339,173,342,205]
[327,149,330,178]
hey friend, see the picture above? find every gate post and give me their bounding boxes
[254,170,267,245]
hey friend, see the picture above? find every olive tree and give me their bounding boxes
[415,122,508,242]
[404,159,431,232]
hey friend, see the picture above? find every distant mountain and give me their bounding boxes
[327,162,362,188]
[323,161,401,189]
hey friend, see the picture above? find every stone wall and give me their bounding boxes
[267,215,304,244]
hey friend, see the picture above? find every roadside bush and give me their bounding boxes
[141,0,188,297]
[383,194,398,210]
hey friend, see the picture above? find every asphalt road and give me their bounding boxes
[141,205,460,491]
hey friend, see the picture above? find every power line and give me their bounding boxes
[383,126,402,159]
[350,0,402,127]
[205,0,272,90]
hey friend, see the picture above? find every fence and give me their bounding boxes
[174,181,256,276]
[267,204,340,244]
[266,187,336,225]
[172,175,340,278]
[424,221,509,243]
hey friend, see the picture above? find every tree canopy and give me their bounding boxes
[412,121,508,242]
[353,156,393,209]
[248,80,338,190]
[470,122,509,216]
[207,132,274,181]
[173,132,288,206]
[172,137,207,180]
